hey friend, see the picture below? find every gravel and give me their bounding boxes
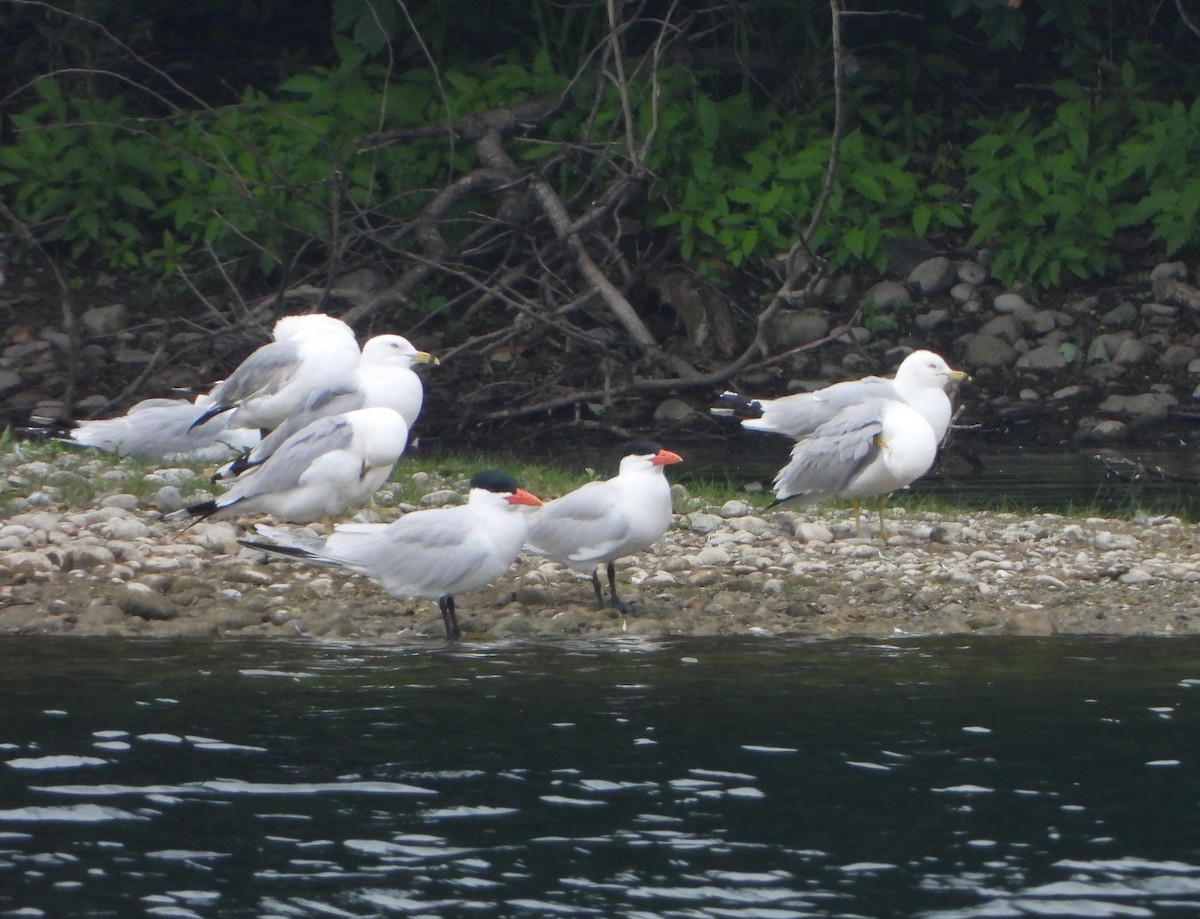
[3,451,1199,643]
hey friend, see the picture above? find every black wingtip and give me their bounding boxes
[237,539,313,559]
[189,404,231,431]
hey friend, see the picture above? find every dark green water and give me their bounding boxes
[3,636,1200,918]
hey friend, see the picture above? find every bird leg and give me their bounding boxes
[590,567,606,607]
[590,563,636,614]
[438,595,461,640]
[606,561,636,615]
[852,499,863,538]
[877,495,890,540]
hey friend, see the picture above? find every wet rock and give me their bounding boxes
[114,583,180,620]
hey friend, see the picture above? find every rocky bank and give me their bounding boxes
[2,446,1199,643]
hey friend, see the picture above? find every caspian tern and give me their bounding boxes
[240,469,543,638]
[524,442,683,614]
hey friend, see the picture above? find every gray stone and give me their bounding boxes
[1141,302,1179,320]
[907,256,957,295]
[979,314,1024,344]
[1026,310,1059,335]
[862,280,911,309]
[957,260,989,286]
[960,333,1017,369]
[114,584,180,621]
[653,398,693,423]
[1101,302,1139,328]
[1149,261,1188,282]
[914,308,951,331]
[768,309,830,348]
[1015,344,1069,372]
[993,292,1035,318]
[949,282,979,304]
[1077,418,1128,443]
[1112,337,1151,367]
[80,304,128,337]
[1162,344,1199,368]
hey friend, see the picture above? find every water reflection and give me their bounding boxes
[1,637,1199,917]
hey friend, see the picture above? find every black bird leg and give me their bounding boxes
[438,595,461,639]
[605,561,635,615]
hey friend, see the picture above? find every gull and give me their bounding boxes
[716,349,967,443]
[21,391,260,463]
[167,406,409,528]
[524,442,683,614]
[240,470,543,639]
[191,313,361,434]
[768,397,938,539]
[214,334,437,480]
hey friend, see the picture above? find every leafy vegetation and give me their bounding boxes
[1,0,1199,299]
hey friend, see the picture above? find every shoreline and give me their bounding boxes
[3,451,1200,641]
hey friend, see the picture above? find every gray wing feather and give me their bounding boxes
[227,415,354,498]
[772,402,885,498]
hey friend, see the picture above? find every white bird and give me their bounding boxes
[214,334,438,480]
[769,397,938,539]
[168,406,409,527]
[22,391,260,463]
[192,313,361,434]
[240,469,544,639]
[524,442,683,614]
[716,349,967,443]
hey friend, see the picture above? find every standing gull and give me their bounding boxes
[168,406,409,527]
[716,349,966,443]
[240,470,543,639]
[524,442,683,614]
[191,313,361,434]
[214,334,437,480]
[768,397,938,538]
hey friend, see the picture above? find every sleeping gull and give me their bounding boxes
[191,313,361,434]
[214,334,437,480]
[768,397,938,538]
[168,406,409,527]
[524,442,683,614]
[716,349,966,443]
[22,391,260,463]
[240,469,543,639]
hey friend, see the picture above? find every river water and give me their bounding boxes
[3,636,1200,917]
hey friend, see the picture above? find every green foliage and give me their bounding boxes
[647,84,967,281]
[962,74,1200,286]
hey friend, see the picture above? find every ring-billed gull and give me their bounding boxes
[769,397,938,538]
[524,442,683,614]
[240,470,543,639]
[168,406,409,527]
[192,313,361,434]
[214,334,437,480]
[717,349,966,442]
[23,391,260,463]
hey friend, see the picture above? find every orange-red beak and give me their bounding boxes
[507,488,543,507]
[652,449,683,466]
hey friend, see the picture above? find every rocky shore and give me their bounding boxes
[3,447,1199,642]
[8,257,1200,451]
